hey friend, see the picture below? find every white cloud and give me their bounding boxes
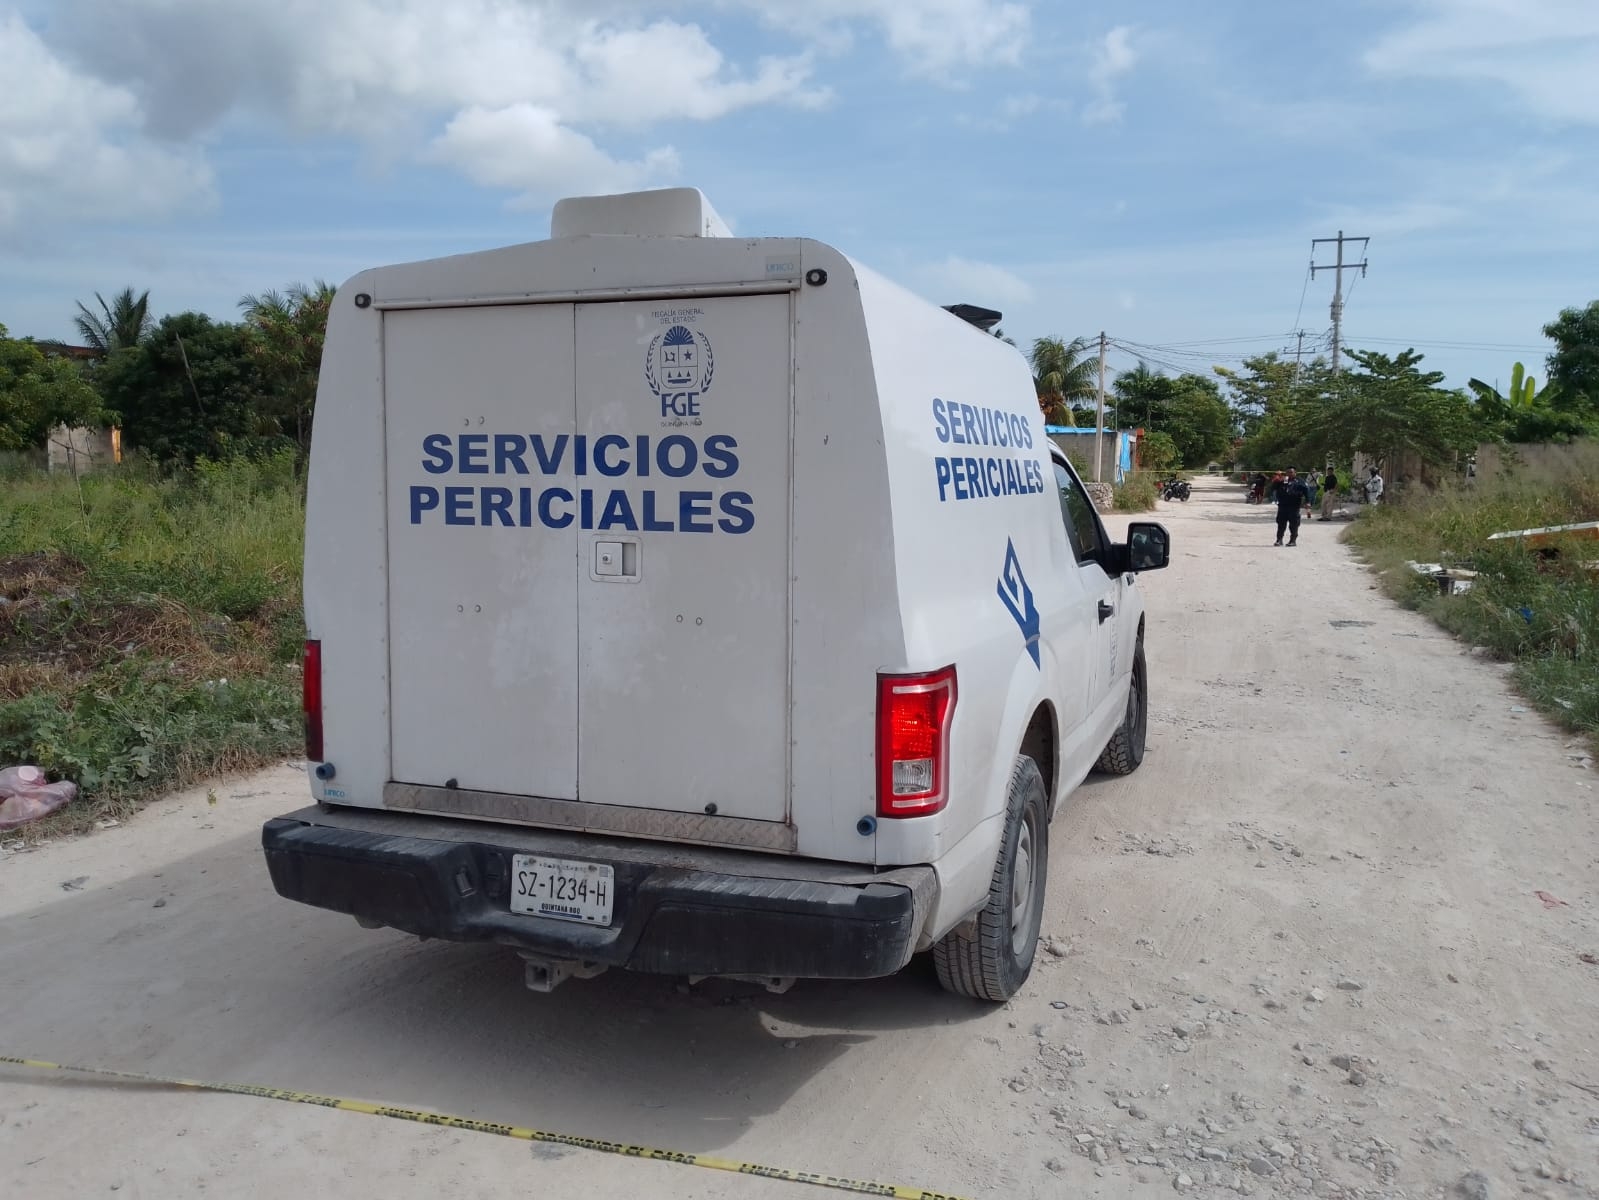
[1002,93,1044,119]
[920,255,1035,309]
[429,104,680,204]
[15,0,838,217]
[956,92,1060,131]
[1313,201,1465,238]
[1083,26,1138,125]
[4,0,1035,227]
[740,0,1030,75]
[568,22,828,125]
[1365,0,1599,124]
[48,2,826,133]
[0,14,211,231]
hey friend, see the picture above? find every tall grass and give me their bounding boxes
[0,451,304,619]
[1346,474,1599,741]
[1113,475,1159,512]
[0,453,305,832]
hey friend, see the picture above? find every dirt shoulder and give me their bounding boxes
[2,476,1595,1200]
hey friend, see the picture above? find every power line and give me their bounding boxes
[1104,341,1254,378]
[1107,339,1288,368]
[1130,333,1295,347]
[1290,264,1311,336]
[1109,336,1266,359]
[1347,336,1551,352]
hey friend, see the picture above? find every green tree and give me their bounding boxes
[239,281,335,453]
[0,325,105,450]
[1112,361,1166,428]
[96,313,280,465]
[1214,352,1308,443]
[1467,362,1589,444]
[1543,300,1599,415]
[1029,336,1099,424]
[72,287,152,356]
[1248,349,1478,468]
[1138,430,1180,473]
[1162,374,1235,466]
[1114,365,1234,465]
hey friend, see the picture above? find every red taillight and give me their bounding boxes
[876,665,957,818]
[303,639,324,763]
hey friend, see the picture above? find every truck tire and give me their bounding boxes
[1095,638,1147,775]
[933,755,1048,1002]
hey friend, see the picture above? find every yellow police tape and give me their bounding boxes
[1,1055,969,1200]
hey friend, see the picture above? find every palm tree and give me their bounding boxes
[1029,336,1098,424]
[240,281,337,453]
[1112,359,1163,428]
[73,287,152,356]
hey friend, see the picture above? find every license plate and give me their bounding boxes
[509,855,615,926]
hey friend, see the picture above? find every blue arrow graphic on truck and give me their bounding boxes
[997,538,1041,669]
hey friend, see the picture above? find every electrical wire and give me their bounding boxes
[1291,263,1311,336]
[1124,334,1296,347]
[1109,336,1273,359]
[1104,343,1235,378]
[1107,339,1281,369]
[1348,336,1551,352]
[1341,266,1362,313]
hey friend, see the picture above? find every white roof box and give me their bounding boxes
[550,188,733,239]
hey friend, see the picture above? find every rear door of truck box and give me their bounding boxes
[383,293,792,828]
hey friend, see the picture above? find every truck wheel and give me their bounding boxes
[933,756,1048,1002]
[1095,638,1147,775]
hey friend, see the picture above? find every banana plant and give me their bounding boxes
[1468,363,1580,442]
[1469,362,1557,412]
[1508,362,1536,408]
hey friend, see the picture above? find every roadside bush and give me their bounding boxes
[1113,475,1159,512]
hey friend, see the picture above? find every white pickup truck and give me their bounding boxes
[263,187,1169,1001]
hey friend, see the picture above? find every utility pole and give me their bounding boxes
[1094,331,1107,483]
[1293,330,1307,379]
[1310,230,1369,374]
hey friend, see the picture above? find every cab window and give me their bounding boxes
[1053,459,1104,564]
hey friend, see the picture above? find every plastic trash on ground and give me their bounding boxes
[0,765,77,831]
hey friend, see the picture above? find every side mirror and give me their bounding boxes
[1126,522,1170,572]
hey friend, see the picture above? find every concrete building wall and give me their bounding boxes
[47,426,120,474]
[1473,440,1599,485]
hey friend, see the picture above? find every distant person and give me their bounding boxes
[1365,467,1385,506]
[1274,468,1310,546]
[1303,470,1319,506]
[1320,467,1339,520]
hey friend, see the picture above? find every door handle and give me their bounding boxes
[1097,600,1115,624]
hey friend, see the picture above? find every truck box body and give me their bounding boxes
[268,189,1160,993]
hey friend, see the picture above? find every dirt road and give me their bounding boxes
[3,476,1595,1200]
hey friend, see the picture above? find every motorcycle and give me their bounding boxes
[1161,479,1191,502]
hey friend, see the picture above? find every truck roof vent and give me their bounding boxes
[943,304,1004,331]
[551,188,732,239]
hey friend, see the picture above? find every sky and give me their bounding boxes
[3,0,1597,391]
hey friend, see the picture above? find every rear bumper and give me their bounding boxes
[262,806,935,980]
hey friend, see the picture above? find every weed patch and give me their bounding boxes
[0,454,304,834]
[1113,475,1159,513]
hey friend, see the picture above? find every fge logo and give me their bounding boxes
[645,324,715,422]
